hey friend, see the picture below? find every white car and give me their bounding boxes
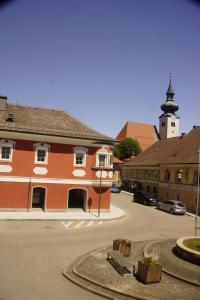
[156,200,186,215]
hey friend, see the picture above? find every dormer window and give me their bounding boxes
[6,113,15,122]
[73,146,87,167]
[0,139,15,162]
[34,143,50,165]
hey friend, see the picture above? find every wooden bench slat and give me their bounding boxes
[107,250,138,275]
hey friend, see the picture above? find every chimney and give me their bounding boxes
[0,96,7,111]
[181,132,186,139]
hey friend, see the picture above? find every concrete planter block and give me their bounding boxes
[137,261,162,284]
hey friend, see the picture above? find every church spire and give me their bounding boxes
[159,77,180,139]
[166,75,174,98]
[160,76,179,115]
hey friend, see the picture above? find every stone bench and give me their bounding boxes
[107,250,138,276]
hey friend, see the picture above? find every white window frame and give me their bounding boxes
[154,171,158,180]
[0,139,15,162]
[109,154,113,168]
[96,148,113,168]
[147,171,151,179]
[140,170,144,178]
[34,142,50,165]
[73,146,87,167]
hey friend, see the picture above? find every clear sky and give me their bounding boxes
[0,0,199,138]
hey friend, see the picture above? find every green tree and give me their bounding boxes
[114,137,141,160]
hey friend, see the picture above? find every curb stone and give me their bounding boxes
[144,240,200,287]
[63,245,162,300]
[63,259,140,300]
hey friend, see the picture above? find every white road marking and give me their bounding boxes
[75,221,85,228]
[60,221,73,229]
[60,220,104,230]
[86,221,94,227]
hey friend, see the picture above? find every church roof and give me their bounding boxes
[160,78,178,115]
[0,102,116,143]
[116,121,159,151]
[124,126,200,166]
[166,78,174,95]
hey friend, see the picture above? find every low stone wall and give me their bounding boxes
[176,237,200,266]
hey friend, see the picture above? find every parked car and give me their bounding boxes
[133,191,157,206]
[111,185,121,193]
[156,200,187,215]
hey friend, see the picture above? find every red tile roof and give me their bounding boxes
[113,156,124,164]
[116,121,159,151]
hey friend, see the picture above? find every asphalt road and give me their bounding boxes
[0,193,197,300]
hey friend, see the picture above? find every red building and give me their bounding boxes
[116,121,159,151]
[0,96,116,212]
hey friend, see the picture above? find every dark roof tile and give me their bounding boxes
[0,103,115,142]
[124,126,200,166]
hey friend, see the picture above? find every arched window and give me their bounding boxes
[175,169,183,183]
[164,169,170,181]
[193,171,200,185]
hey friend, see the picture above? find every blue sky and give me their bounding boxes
[0,0,200,138]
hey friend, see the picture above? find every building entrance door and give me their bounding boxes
[68,189,86,210]
[32,187,45,209]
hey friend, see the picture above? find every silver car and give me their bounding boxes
[156,200,186,215]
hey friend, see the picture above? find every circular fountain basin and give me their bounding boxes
[176,236,200,265]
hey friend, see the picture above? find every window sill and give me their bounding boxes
[74,164,86,168]
[0,159,12,162]
[92,166,113,171]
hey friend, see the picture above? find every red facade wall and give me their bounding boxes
[0,139,112,211]
[0,182,29,209]
[0,182,111,211]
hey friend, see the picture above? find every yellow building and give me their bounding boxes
[122,80,199,214]
[122,126,200,214]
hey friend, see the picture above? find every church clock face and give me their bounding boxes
[171,115,176,121]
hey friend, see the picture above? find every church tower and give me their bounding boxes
[159,78,180,139]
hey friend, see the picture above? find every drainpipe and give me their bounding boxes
[195,147,200,236]
[98,167,103,217]
[27,177,31,212]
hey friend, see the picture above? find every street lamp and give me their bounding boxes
[92,142,115,218]
[195,147,200,236]
[98,166,103,217]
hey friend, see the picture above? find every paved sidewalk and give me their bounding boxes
[0,204,125,220]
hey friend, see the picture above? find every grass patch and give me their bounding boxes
[183,238,200,252]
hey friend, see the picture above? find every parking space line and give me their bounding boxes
[75,221,85,228]
[60,221,73,229]
[86,221,94,227]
